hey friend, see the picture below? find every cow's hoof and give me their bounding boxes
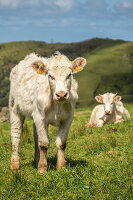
[10,155,20,170]
[38,162,47,173]
[85,123,91,128]
[56,160,66,170]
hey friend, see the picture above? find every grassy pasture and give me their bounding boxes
[0,104,132,199]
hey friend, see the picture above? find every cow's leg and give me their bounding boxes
[115,118,123,124]
[37,125,49,173]
[97,120,104,127]
[33,115,50,173]
[10,111,25,170]
[33,123,40,167]
[56,119,72,169]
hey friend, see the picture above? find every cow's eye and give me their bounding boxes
[49,74,55,80]
[111,102,113,105]
[67,73,71,80]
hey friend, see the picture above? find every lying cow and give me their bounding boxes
[9,52,86,173]
[86,93,130,128]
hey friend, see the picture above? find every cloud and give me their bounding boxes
[114,1,133,17]
[0,0,74,11]
[0,0,133,43]
[55,0,74,11]
[0,0,40,8]
[0,0,20,8]
[122,1,132,8]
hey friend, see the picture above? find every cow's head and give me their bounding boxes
[95,93,121,115]
[32,52,86,102]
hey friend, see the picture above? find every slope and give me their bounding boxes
[75,41,133,107]
[0,38,132,109]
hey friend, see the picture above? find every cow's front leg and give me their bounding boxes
[33,115,50,173]
[37,126,49,173]
[56,119,72,169]
[97,119,105,127]
[10,111,25,170]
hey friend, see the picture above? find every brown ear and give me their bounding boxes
[72,57,86,73]
[114,96,121,102]
[32,61,47,74]
[95,95,103,103]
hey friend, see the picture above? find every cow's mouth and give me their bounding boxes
[56,97,68,102]
[105,112,111,115]
[105,113,110,115]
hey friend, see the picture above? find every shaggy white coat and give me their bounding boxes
[9,52,86,172]
[87,93,130,127]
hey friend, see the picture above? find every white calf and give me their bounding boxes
[9,52,86,172]
[86,93,130,128]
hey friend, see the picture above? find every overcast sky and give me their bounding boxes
[0,0,133,43]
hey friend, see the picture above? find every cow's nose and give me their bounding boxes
[105,110,111,115]
[56,91,68,101]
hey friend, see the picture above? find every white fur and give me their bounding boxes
[88,93,130,127]
[9,52,86,171]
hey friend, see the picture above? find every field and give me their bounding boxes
[0,104,132,200]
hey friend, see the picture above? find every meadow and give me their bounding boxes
[0,104,132,200]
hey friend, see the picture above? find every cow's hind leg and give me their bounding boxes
[10,112,25,170]
[33,123,40,167]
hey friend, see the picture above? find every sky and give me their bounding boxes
[0,0,133,43]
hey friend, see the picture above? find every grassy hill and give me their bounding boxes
[0,38,133,109]
[0,105,132,199]
[76,41,133,107]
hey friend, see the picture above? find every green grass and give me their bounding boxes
[0,104,132,199]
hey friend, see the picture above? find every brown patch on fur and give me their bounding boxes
[85,123,97,128]
[38,161,47,173]
[56,147,66,170]
[95,96,103,103]
[72,57,86,73]
[37,146,48,173]
[32,61,47,74]
[10,155,20,170]
[92,124,97,128]
[85,123,91,128]
[56,159,66,170]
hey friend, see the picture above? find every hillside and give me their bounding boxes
[76,41,133,106]
[0,38,133,109]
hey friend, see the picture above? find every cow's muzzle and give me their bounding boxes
[105,110,111,115]
[55,91,68,102]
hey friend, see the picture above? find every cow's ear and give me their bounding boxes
[95,95,103,103]
[32,61,48,74]
[72,57,86,73]
[114,96,121,102]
